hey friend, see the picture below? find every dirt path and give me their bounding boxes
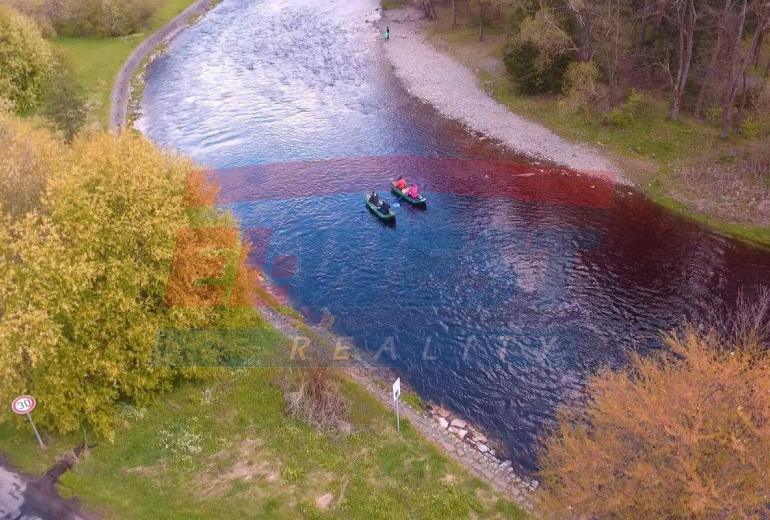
[109,0,218,131]
[0,453,88,520]
[378,7,624,182]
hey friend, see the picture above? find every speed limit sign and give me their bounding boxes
[11,395,36,415]
[11,395,44,448]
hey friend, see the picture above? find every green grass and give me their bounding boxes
[0,305,523,518]
[0,422,82,475]
[51,0,198,127]
[381,0,410,10]
[51,369,523,519]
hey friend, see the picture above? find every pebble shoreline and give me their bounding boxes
[377,7,624,183]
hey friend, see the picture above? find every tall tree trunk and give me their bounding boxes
[694,0,732,119]
[478,2,484,41]
[723,7,770,136]
[567,4,592,62]
[721,0,749,137]
[670,0,697,120]
[578,25,592,62]
[452,0,457,26]
[735,70,749,129]
[638,0,653,48]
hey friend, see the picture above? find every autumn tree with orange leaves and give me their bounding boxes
[536,291,770,519]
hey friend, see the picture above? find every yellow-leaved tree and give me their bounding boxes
[0,5,53,113]
[0,112,259,436]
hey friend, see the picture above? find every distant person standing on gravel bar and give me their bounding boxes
[384,26,390,41]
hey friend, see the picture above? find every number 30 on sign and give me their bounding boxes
[12,395,36,415]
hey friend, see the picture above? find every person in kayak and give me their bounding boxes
[394,176,407,190]
[406,184,420,199]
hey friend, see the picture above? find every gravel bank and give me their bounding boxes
[110,0,217,131]
[379,8,624,182]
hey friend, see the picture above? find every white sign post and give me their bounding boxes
[11,395,45,449]
[392,378,401,432]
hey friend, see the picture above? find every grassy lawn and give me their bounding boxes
[423,8,770,249]
[51,0,198,127]
[1,319,523,519]
[51,369,522,519]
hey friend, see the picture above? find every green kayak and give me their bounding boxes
[365,193,395,222]
[391,181,426,206]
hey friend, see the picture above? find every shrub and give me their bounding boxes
[52,0,162,37]
[536,295,770,519]
[602,88,650,127]
[283,367,351,436]
[41,54,89,142]
[0,108,64,217]
[0,0,56,35]
[557,61,601,116]
[503,40,571,95]
[0,5,54,113]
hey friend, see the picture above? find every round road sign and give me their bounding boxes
[11,395,36,415]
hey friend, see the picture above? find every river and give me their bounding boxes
[137,0,770,472]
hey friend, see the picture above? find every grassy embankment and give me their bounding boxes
[408,4,770,248]
[51,0,198,127]
[1,333,523,519]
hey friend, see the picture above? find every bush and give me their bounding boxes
[503,40,572,95]
[0,0,56,36]
[602,88,650,127]
[41,55,89,142]
[536,295,770,519]
[558,61,601,116]
[283,367,351,436]
[0,108,64,217]
[52,0,162,37]
[0,5,54,113]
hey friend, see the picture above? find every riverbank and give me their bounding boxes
[2,315,527,519]
[50,0,202,128]
[379,8,622,182]
[378,7,770,248]
[1,283,529,518]
[109,0,219,130]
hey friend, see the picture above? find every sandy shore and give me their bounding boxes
[378,8,624,183]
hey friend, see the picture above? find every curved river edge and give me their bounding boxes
[109,0,220,131]
[377,7,625,184]
[378,7,770,249]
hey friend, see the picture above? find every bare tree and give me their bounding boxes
[694,0,733,119]
[666,0,698,120]
[720,0,770,136]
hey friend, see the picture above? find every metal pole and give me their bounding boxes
[396,399,400,432]
[27,413,45,449]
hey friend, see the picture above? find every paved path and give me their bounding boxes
[110,0,218,130]
[0,459,87,520]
